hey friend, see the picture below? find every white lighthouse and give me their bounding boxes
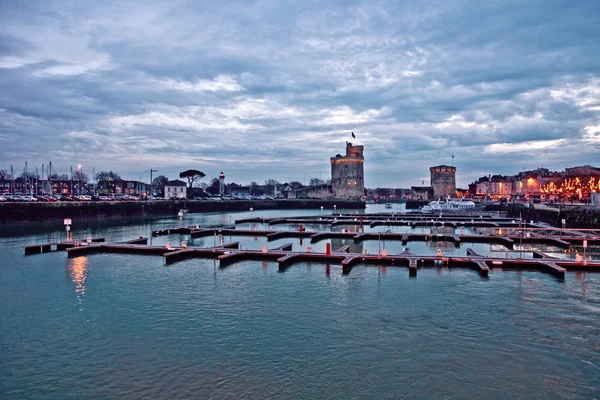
[219,171,225,196]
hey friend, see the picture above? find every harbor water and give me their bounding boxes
[1,205,600,398]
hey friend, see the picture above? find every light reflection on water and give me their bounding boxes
[67,256,88,311]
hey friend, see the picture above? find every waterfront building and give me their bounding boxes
[50,180,72,195]
[514,169,558,200]
[410,186,432,200]
[456,188,470,197]
[330,142,365,201]
[164,180,187,199]
[0,177,71,196]
[430,165,456,200]
[371,188,410,199]
[0,179,11,194]
[471,175,514,199]
[287,184,333,199]
[565,165,600,177]
[98,179,149,196]
[229,183,251,198]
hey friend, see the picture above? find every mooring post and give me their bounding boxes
[326,242,331,255]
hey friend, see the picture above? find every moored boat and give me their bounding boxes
[421,197,481,213]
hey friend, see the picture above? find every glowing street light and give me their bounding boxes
[77,164,83,195]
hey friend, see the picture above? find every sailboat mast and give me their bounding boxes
[48,162,53,195]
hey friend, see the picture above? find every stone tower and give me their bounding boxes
[330,142,365,200]
[430,165,456,199]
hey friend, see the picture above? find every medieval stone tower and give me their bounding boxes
[330,142,365,200]
[430,165,456,199]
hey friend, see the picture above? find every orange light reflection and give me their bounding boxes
[67,256,88,310]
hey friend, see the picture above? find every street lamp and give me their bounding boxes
[146,168,158,196]
[78,165,82,195]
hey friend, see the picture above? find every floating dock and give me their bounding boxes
[23,235,600,280]
[24,214,600,280]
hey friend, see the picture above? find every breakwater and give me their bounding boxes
[486,204,600,228]
[0,199,365,226]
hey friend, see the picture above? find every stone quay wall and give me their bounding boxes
[485,203,600,229]
[0,200,366,226]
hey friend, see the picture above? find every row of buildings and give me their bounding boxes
[468,165,600,201]
[1,141,366,201]
[0,177,153,197]
[380,164,600,202]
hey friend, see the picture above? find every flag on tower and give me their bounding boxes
[351,132,356,139]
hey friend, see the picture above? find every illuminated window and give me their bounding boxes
[347,181,351,185]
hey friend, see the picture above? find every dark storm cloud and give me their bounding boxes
[0,0,599,187]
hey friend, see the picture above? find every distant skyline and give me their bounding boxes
[1,0,599,187]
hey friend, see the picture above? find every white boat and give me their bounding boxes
[421,197,480,213]
[385,203,392,209]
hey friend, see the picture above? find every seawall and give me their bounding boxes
[405,200,429,209]
[485,204,600,229]
[0,200,365,226]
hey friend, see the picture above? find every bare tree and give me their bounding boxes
[95,171,121,181]
[152,175,169,195]
[309,178,325,186]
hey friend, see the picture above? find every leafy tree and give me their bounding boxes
[309,178,325,186]
[180,169,206,189]
[289,181,304,190]
[152,175,169,195]
[264,179,279,195]
[250,181,259,195]
[206,178,220,195]
[0,170,10,179]
[95,170,121,181]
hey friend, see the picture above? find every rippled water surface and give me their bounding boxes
[2,206,600,399]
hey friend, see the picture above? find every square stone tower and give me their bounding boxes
[430,165,456,199]
[330,142,365,201]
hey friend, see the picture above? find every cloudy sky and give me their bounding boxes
[1,0,599,188]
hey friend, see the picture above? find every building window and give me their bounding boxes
[168,187,171,192]
[180,187,184,192]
